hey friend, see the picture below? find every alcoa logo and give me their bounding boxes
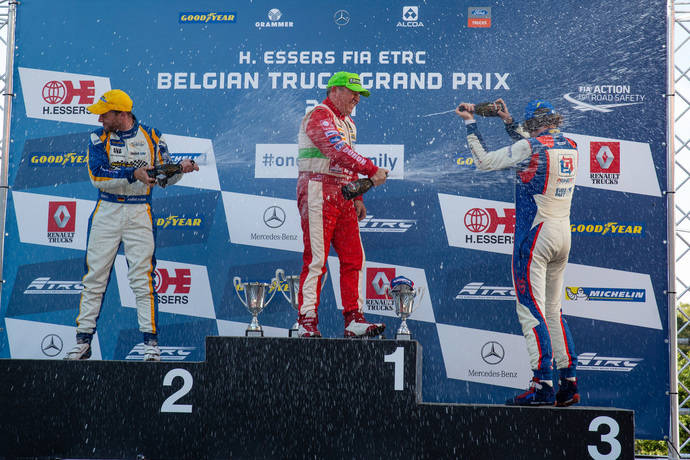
[397,6,424,27]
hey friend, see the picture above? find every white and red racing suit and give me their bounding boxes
[465,119,579,382]
[76,121,182,341]
[296,98,378,316]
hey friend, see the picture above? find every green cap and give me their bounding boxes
[326,71,370,97]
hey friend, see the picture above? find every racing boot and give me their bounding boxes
[64,333,93,360]
[555,378,580,407]
[343,310,385,338]
[297,310,322,338]
[506,377,555,406]
[143,333,161,361]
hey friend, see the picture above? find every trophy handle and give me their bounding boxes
[265,278,279,306]
[233,276,247,307]
[275,269,292,303]
[410,286,425,317]
[383,284,392,299]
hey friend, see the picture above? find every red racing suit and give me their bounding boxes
[296,97,378,316]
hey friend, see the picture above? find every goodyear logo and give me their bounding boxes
[570,221,644,237]
[565,286,645,302]
[29,152,87,166]
[456,156,475,167]
[179,12,237,23]
[156,215,203,229]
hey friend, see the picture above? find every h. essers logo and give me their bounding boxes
[464,207,515,244]
[41,80,95,115]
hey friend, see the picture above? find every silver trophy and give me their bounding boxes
[275,269,327,338]
[233,275,278,337]
[386,282,424,340]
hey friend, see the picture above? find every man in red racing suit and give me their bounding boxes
[296,71,388,338]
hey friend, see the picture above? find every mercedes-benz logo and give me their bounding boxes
[41,334,63,357]
[263,205,286,228]
[334,9,350,26]
[480,341,505,365]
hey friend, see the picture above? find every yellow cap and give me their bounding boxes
[87,89,133,114]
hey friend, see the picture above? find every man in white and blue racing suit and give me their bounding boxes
[65,89,198,361]
[457,99,580,406]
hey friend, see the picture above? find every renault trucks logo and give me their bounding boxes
[455,282,515,300]
[47,201,76,243]
[563,84,645,113]
[397,6,424,27]
[365,267,395,311]
[463,208,515,244]
[154,268,192,304]
[565,286,645,302]
[577,352,642,372]
[41,80,95,107]
[590,142,620,185]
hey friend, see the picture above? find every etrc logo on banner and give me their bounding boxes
[576,352,643,372]
[358,215,417,233]
[455,282,515,300]
[126,343,196,361]
[18,67,111,126]
[179,12,236,24]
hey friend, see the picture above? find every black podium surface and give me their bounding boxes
[0,337,633,459]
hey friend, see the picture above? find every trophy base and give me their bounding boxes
[395,332,412,341]
[245,330,264,338]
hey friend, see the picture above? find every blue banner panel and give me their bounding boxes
[0,0,669,439]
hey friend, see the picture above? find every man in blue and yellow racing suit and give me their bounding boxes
[457,99,580,406]
[65,89,198,361]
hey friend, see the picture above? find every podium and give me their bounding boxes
[0,337,634,459]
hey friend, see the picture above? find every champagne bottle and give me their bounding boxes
[341,178,374,200]
[147,163,182,179]
[457,101,505,117]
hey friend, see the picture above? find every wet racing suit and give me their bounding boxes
[76,122,182,341]
[296,98,379,316]
[465,119,579,382]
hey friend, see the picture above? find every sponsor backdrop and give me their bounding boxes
[0,0,668,438]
